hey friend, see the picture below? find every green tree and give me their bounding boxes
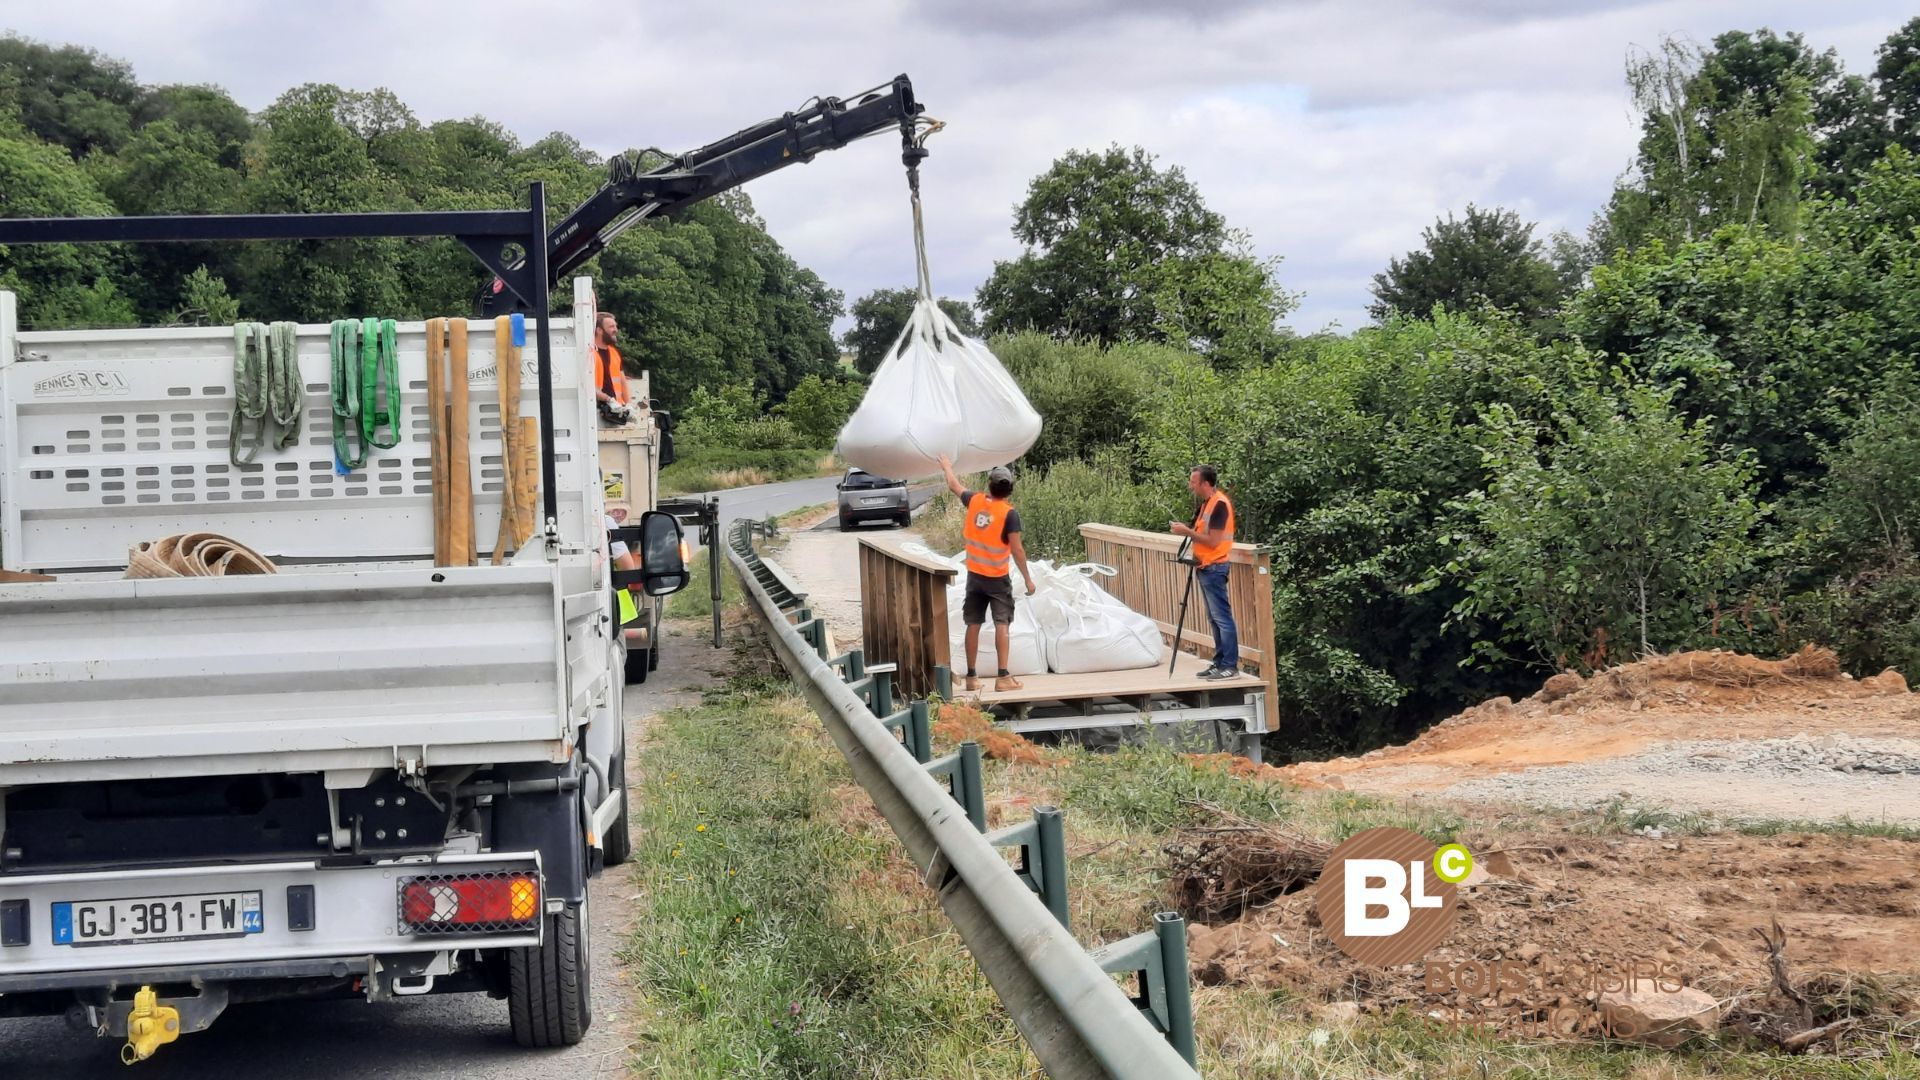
[172,266,240,326]
[90,118,243,319]
[842,287,979,374]
[1445,384,1763,668]
[135,84,252,169]
[1601,31,1824,252]
[992,333,1173,472]
[775,373,864,446]
[977,145,1292,365]
[236,84,405,320]
[1368,205,1568,328]
[1874,17,1920,155]
[0,128,135,327]
[0,36,141,157]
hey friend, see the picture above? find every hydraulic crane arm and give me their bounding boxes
[479,74,927,314]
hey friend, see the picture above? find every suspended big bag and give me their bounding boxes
[837,167,1040,479]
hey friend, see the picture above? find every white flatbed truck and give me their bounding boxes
[0,277,685,1057]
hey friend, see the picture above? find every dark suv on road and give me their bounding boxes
[836,468,910,530]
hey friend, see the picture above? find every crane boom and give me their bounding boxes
[479,74,926,314]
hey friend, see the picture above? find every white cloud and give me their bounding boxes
[4,0,1909,332]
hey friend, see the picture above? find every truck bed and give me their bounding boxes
[0,563,590,785]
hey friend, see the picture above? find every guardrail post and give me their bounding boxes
[872,668,894,716]
[1035,806,1069,929]
[907,700,932,764]
[957,741,985,832]
[986,807,1071,930]
[934,663,952,701]
[925,741,987,832]
[846,648,865,684]
[1093,911,1197,1068]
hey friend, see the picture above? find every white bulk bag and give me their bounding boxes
[837,299,1040,479]
[1030,564,1165,674]
[908,543,1049,677]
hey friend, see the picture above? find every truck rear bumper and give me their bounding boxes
[0,852,542,977]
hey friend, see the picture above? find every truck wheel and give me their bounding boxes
[602,747,632,866]
[624,645,650,685]
[509,901,593,1047]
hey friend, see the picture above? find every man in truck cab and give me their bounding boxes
[593,312,632,426]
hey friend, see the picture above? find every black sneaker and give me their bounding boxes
[1197,665,1233,680]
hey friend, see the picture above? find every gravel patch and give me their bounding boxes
[1437,734,1920,825]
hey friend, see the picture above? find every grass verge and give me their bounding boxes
[664,552,742,621]
[625,680,1039,1077]
[660,448,839,495]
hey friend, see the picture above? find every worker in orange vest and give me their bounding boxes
[939,454,1035,692]
[1170,464,1238,679]
[592,312,632,425]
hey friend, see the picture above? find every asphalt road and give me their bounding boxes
[700,474,842,537]
[0,624,721,1080]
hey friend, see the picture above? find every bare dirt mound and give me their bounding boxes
[1174,818,1920,1055]
[1281,648,1917,816]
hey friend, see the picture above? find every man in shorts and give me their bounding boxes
[939,454,1036,692]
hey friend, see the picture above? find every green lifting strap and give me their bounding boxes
[231,321,304,467]
[330,318,400,473]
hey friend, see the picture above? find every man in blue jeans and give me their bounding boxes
[1169,464,1238,679]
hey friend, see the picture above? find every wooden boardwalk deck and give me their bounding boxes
[967,651,1262,706]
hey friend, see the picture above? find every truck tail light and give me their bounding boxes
[399,873,539,933]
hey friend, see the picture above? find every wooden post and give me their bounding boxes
[447,319,474,566]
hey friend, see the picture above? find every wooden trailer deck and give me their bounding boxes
[849,527,1279,760]
[969,652,1261,706]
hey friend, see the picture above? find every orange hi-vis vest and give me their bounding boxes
[963,493,1013,577]
[1193,490,1235,567]
[595,344,629,406]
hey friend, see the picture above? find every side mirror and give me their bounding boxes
[638,510,689,596]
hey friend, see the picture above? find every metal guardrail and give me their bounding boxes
[726,519,1201,1079]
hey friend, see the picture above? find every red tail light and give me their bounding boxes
[399,874,539,933]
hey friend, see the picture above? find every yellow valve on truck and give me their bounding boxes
[121,986,179,1064]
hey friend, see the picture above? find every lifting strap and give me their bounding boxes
[330,317,401,473]
[230,321,303,466]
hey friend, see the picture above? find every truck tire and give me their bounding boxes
[602,746,631,866]
[624,644,650,685]
[509,901,592,1047]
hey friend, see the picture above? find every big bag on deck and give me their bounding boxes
[836,298,1041,479]
[1029,564,1165,674]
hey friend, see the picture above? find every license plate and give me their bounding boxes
[53,891,264,947]
[860,497,890,507]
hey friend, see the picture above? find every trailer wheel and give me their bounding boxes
[509,900,592,1047]
[623,644,650,684]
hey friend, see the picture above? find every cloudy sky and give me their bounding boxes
[5,1,1910,332]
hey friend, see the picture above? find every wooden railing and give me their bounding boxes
[1079,523,1279,714]
[857,534,958,700]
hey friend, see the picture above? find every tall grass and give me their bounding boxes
[625,688,1037,1076]
[659,447,838,495]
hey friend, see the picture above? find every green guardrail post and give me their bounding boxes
[872,668,893,716]
[1092,912,1198,1068]
[1035,806,1069,930]
[908,700,932,764]
[957,741,985,832]
[933,663,952,701]
[846,648,865,684]
[1156,912,1196,1066]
